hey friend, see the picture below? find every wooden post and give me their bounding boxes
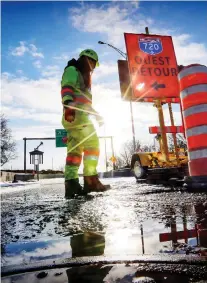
[145,27,169,163]
[168,103,180,166]
[155,100,169,163]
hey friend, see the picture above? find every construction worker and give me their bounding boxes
[61,49,110,198]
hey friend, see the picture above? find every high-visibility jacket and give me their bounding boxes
[61,66,93,129]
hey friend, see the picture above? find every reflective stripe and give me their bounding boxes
[61,85,92,106]
[61,87,74,94]
[188,134,207,150]
[186,125,207,137]
[83,156,99,161]
[183,104,207,117]
[166,126,170,132]
[176,126,183,133]
[179,73,207,92]
[61,87,74,99]
[189,148,207,160]
[84,149,99,156]
[62,85,75,90]
[62,96,73,104]
[181,84,207,99]
[62,92,73,99]
[182,92,207,111]
[185,112,207,129]
[74,96,91,104]
[177,126,184,133]
[178,65,207,80]
[62,94,92,106]
[66,154,82,166]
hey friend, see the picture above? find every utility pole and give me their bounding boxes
[98,40,136,151]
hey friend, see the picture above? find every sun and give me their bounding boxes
[98,99,130,136]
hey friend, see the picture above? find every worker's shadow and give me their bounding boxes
[66,264,112,283]
[56,191,106,250]
[66,231,110,282]
[70,230,105,257]
[57,194,109,282]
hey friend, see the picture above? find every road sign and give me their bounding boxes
[55,129,67,147]
[110,156,117,163]
[124,33,180,100]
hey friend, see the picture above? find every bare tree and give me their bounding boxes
[115,134,187,169]
[118,140,141,167]
[1,115,17,166]
[168,134,187,151]
[141,144,156,152]
[117,140,155,168]
[114,156,125,169]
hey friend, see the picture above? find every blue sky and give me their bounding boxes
[2,1,207,170]
[2,1,207,77]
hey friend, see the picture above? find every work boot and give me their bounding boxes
[65,179,86,199]
[84,175,111,193]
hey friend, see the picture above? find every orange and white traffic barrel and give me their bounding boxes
[178,64,207,190]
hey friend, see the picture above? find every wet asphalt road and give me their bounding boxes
[1,177,207,265]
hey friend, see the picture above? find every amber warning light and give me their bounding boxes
[124,33,180,100]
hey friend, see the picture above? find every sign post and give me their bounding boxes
[156,99,169,162]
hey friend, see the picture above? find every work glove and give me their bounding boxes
[64,108,75,123]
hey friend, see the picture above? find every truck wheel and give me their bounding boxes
[131,156,147,180]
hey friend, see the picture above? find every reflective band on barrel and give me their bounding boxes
[188,134,207,150]
[181,84,207,99]
[183,104,207,117]
[182,92,207,111]
[186,125,207,137]
[189,148,207,160]
[178,65,207,80]
[185,112,207,129]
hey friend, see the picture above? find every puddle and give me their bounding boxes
[1,238,72,266]
[2,263,207,283]
[1,178,207,267]
[2,214,207,267]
